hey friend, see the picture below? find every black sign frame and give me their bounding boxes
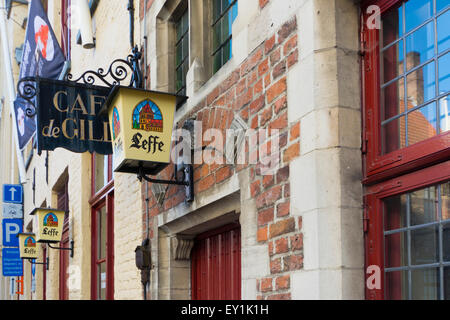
[34,77,112,155]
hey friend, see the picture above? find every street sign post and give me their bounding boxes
[2,248,23,277]
[2,184,23,204]
[2,219,23,247]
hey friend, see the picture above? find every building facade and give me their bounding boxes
[0,0,448,300]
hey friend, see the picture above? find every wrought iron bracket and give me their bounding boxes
[48,240,74,258]
[18,46,144,119]
[64,45,143,89]
[29,257,49,271]
[17,76,38,117]
[137,163,194,203]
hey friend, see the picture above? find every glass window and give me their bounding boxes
[212,0,238,74]
[93,154,112,194]
[383,180,450,300]
[380,0,450,154]
[175,8,189,96]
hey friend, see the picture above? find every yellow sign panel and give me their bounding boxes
[18,233,39,260]
[106,87,179,175]
[31,208,66,243]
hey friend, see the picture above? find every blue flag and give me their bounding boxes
[15,0,65,150]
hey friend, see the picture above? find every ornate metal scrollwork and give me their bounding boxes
[16,76,38,117]
[17,46,144,119]
[64,45,143,89]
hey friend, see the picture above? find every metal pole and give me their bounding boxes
[0,8,27,184]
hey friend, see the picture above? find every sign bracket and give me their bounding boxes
[29,257,49,271]
[48,240,74,258]
[137,163,194,203]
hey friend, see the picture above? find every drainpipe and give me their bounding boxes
[0,8,27,184]
[127,0,135,49]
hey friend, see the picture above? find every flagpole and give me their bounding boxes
[0,8,28,185]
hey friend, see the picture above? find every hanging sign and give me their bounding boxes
[103,86,186,175]
[17,233,39,260]
[35,78,112,155]
[31,208,66,243]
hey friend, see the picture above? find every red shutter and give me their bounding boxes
[191,223,241,300]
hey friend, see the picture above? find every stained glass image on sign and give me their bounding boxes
[132,99,163,133]
[43,213,58,227]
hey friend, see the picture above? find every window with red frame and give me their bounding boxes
[90,154,114,300]
[365,161,450,300]
[362,0,450,300]
[362,0,450,183]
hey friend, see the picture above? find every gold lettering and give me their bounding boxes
[103,122,111,142]
[70,94,88,115]
[89,95,106,116]
[62,118,78,139]
[42,119,60,138]
[79,119,85,141]
[53,91,68,112]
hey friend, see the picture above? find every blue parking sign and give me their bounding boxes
[3,184,23,204]
[2,219,23,247]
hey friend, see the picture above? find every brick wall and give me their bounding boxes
[141,12,302,299]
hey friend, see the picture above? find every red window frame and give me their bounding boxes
[90,154,114,300]
[365,160,450,299]
[361,0,450,185]
[57,181,70,300]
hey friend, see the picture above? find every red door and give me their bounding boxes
[191,223,241,300]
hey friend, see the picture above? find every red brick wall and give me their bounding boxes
[142,15,302,300]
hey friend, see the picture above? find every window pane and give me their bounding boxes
[385,270,409,300]
[382,3,403,47]
[213,19,222,52]
[445,267,450,299]
[407,102,437,146]
[382,41,403,84]
[439,95,450,133]
[222,10,230,43]
[405,22,435,71]
[213,50,222,74]
[222,40,231,66]
[213,0,221,22]
[182,36,189,61]
[442,181,450,221]
[382,116,406,154]
[385,232,408,268]
[410,185,438,226]
[94,155,109,194]
[444,223,450,261]
[437,9,450,54]
[407,61,436,107]
[405,0,433,34]
[382,78,405,121]
[182,10,189,35]
[411,268,439,300]
[410,225,439,266]
[97,206,107,260]
[437,0,450,13]
[97,262,107,300]
[384,194,407,231]
[438,53,450,94]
